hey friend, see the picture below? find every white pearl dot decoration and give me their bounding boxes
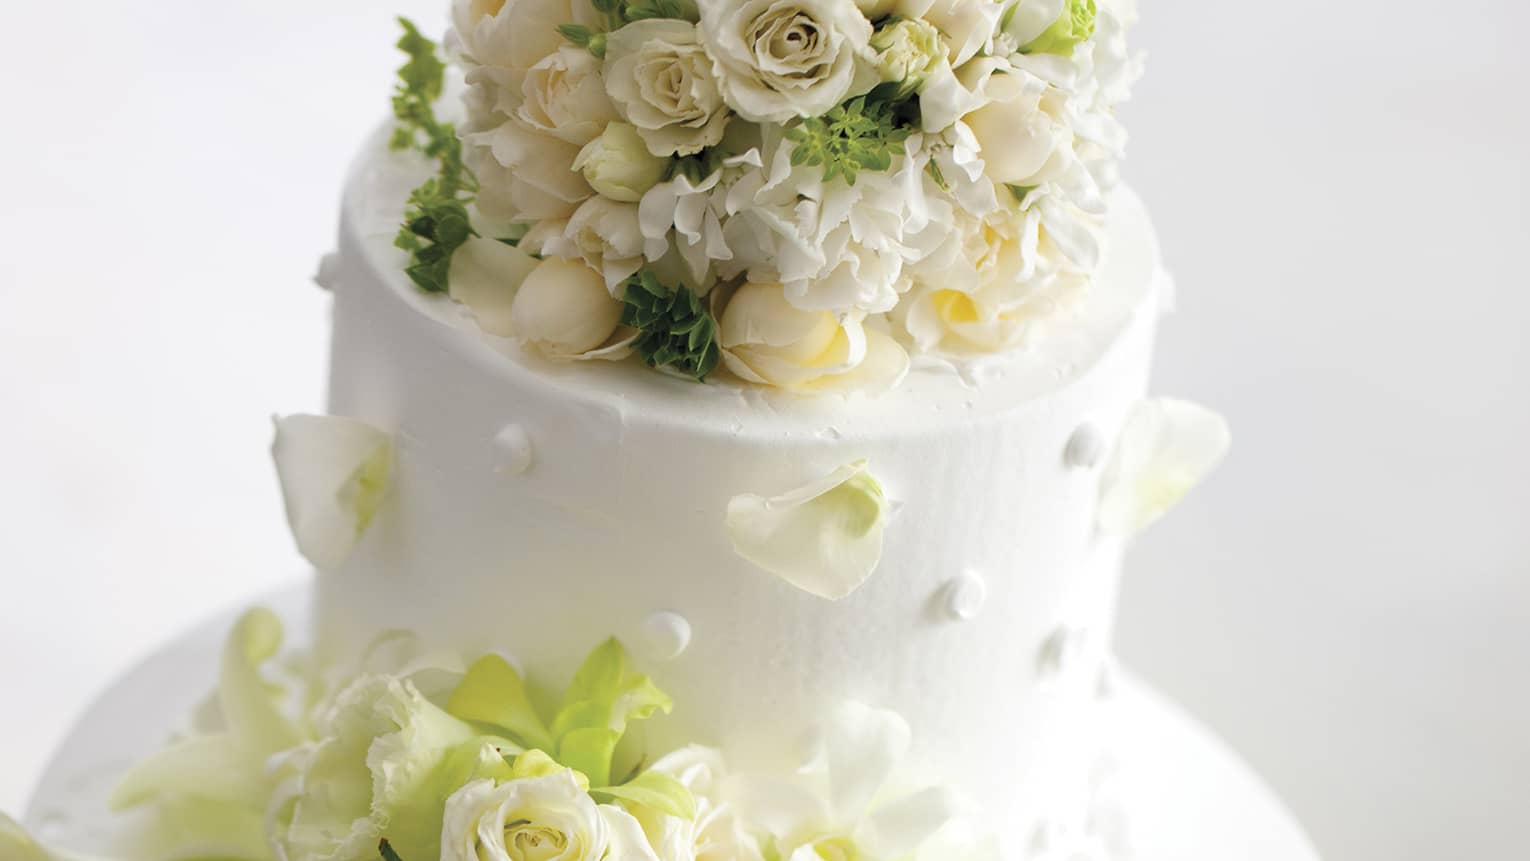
[638,611,693,662]
[494,424,534,476]
[314,251,342,292]
[943,571,989,621]
[1065,424,1107,470]
[1037,627,1090,680]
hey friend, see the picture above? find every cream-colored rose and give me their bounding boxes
[631,748,764,861]
[894,0,1006,67]
[525,197,647,292]
[869,17,944,92]
[898,203,1088,354]
[517,45,618,147]
[467,123,594,221]
[509,257,626,357]
[451,0,601,97]
[575,123,669,203]
[605,20,732,157]
[698,0,876,123]
[718,282,908,392]
[962,69,1071,185]
[441,772,658,861]
[900,268,1087,354]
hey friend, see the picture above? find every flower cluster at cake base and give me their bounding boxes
[387,0,1141,392]
[89,609,996,861]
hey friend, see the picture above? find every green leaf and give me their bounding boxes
[618,271,722,381]
[447,655,557,753]
[557,726,623,787]
[593,770,698,821]
[390,19,479,295]
[380,838,406,861]
[785,94,913,186]
[1007,184,1038,205]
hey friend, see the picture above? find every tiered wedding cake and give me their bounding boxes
[7,2,1246,860]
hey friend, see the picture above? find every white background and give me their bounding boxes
[0,1,1525,858]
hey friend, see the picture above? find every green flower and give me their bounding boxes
[1023,0,1098,56]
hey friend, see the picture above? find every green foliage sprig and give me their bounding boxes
[786,92,915,186]
[589,0,700,29]
[378,839,405,861]
[390,18,478,295]
[620,271,722,381]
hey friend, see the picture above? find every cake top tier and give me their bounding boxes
[384,0,1141,393]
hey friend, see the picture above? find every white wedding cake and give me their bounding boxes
[6,2,1257,861]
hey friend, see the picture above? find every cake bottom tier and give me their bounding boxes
[23,584,1321,861]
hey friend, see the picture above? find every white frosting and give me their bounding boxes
[315,131,1165,850]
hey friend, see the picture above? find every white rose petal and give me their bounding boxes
[271,415,393,571]
[726,460,890,601]
[449,235,543,338]
[1099,399,1231,537]
[732,702,958,861]
[698,0,877,123]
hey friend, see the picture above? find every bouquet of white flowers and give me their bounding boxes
[392,0,1140,391]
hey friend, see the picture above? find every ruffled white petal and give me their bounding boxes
[1099,399,1231,536]
[271,415,393,572]
[726,461,890,601]
[812,701,911,822]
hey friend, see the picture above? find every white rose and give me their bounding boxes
[698,0,876,123]
[630,747,764,861]
[899,208,1089,355]
[894,0,1006,67]
[509,257,626,358]
[525,196,647,292]
[869,17,945,93]
[575,123,670,202]
[719,282,909,392]
[441,772,658,861]
[962,69,1071,185]
[451,0,601,97]
[605,20,732,157]
[466,123,593,221]
[518,45,619,146]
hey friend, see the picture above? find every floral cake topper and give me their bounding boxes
[388,0,1140,390]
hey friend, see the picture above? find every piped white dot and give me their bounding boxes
[1038,627,1090,681]
[638,611,692,662]
[494,424,534,476]
[942,572,988,622]
[1065,424,1107,470]
[314,252,343,292]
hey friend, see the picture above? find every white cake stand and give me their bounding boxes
[23,585,1321,860]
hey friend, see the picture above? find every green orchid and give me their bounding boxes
[447,640,693,819]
